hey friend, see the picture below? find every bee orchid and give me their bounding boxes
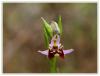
[38,34,74,59]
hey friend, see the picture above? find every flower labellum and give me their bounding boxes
[38,34,74,59]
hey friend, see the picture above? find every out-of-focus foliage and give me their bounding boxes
[3,3,97,73]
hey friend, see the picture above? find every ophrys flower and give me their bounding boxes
[38,34,74,59]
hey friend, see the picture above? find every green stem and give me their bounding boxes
[49,57,57,73]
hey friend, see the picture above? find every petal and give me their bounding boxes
[50,34,60,45]
[38,50,48,55]
[49,43,53,48]
[63,49,74,54]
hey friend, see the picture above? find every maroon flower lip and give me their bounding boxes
[38,34,74,59]
[48,45,64,59]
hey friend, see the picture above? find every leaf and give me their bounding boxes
[43,27,49,47]
[41,17,53,38]
[41,17,53,47]
[58,16,62,35]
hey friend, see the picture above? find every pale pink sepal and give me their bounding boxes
[63,49,74,54]
[38,50,48,55]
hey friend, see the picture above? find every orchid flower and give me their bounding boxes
[38,16,74,72]
[38,34,74,59]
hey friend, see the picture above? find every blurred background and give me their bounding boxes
[3,3,97,73]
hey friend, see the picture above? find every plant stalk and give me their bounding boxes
[49,57,57,73]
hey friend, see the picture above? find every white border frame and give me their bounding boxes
[0,0,98,75]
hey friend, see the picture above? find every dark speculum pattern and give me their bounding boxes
[59,49,64,59]
[48,46,64,59]
[48,49,54,59]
